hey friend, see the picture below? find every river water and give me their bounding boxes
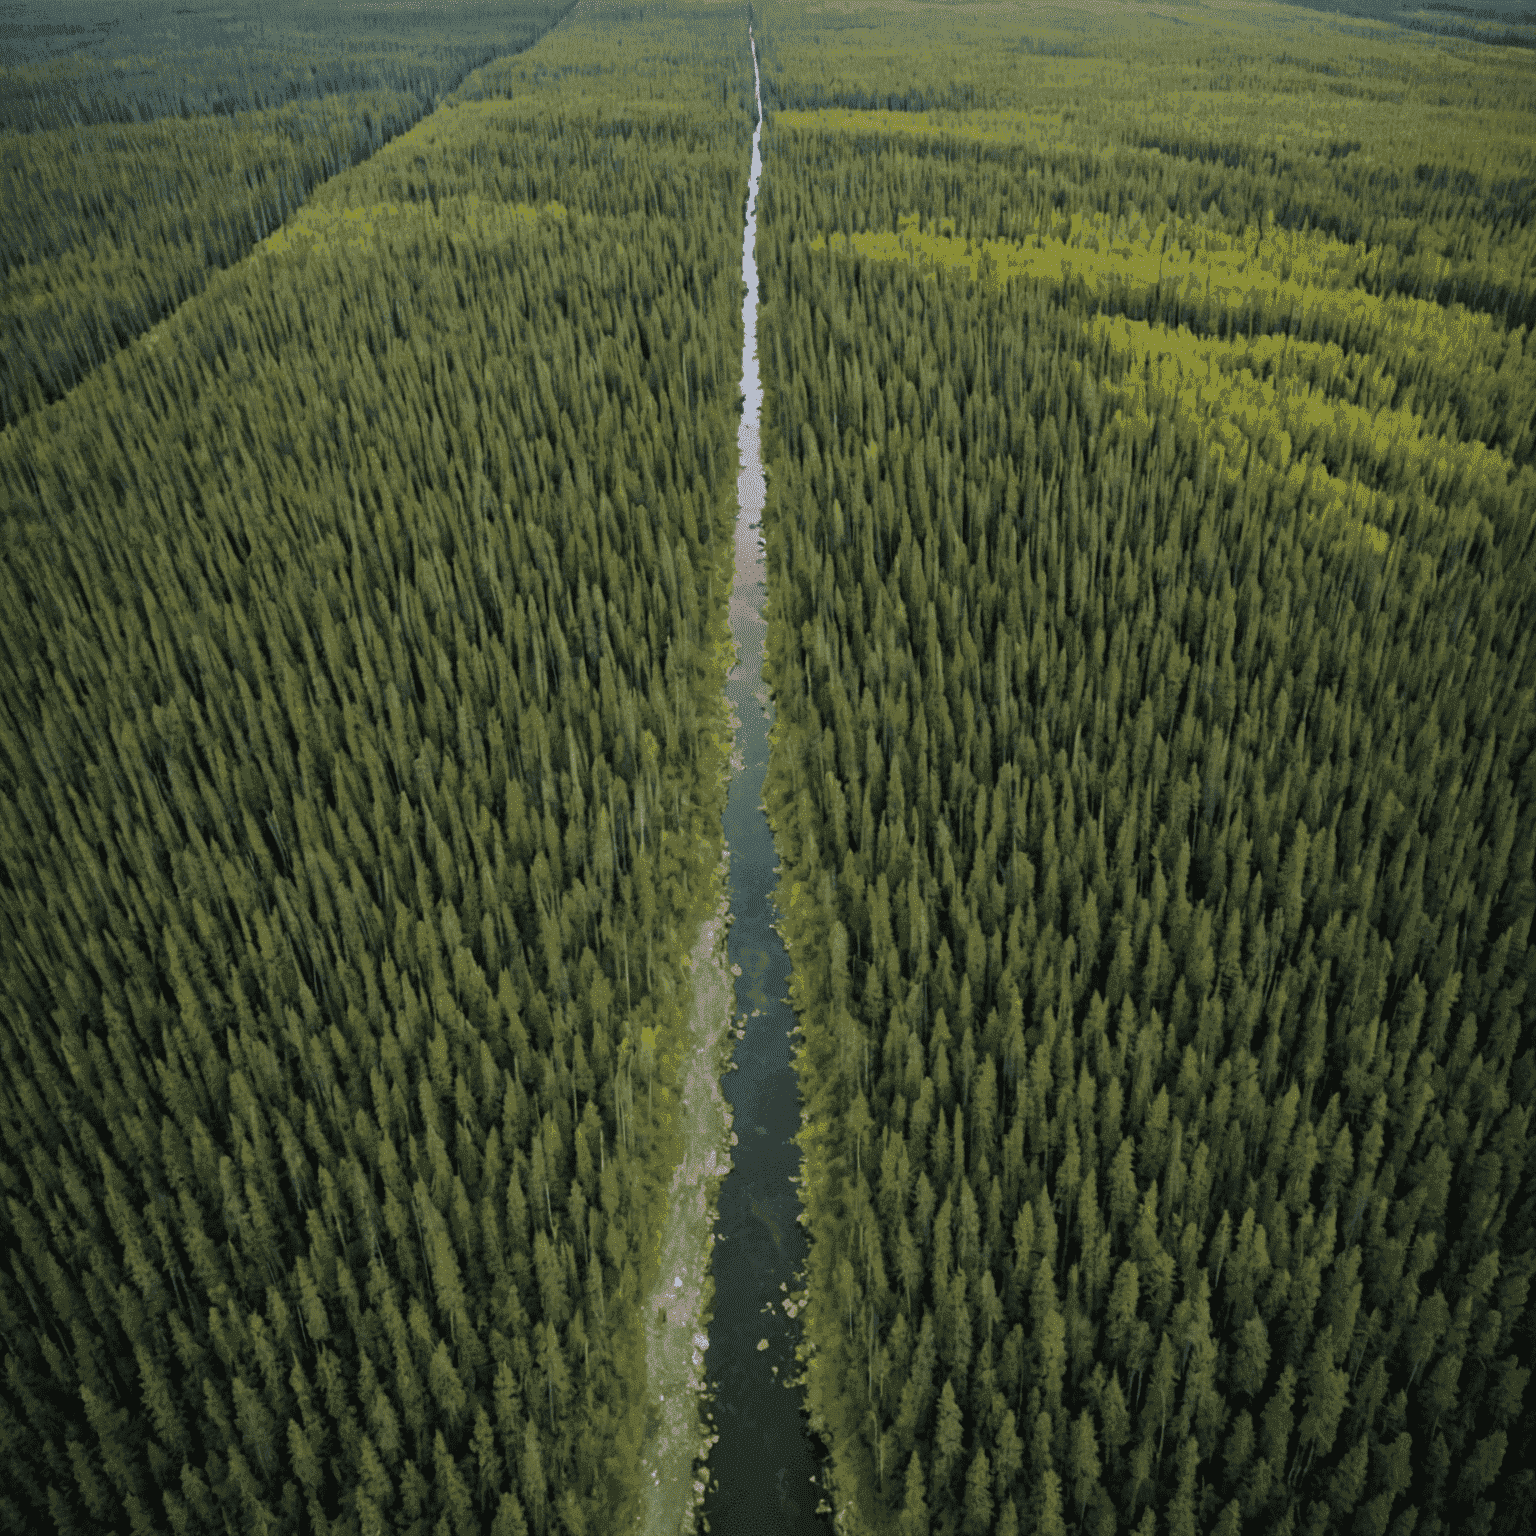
[694,30,834,1536]
[630,32,832,1535]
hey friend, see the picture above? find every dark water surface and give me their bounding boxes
[697,31,833,1536]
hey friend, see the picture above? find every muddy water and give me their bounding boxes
[695,31,833,1536]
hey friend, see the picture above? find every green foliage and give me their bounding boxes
[0,3,754,1532]
[760,3,1536,1533]
[0,0,577,429]
[3,0,1535,1531]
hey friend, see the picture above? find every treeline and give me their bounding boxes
[0,4,754,1534]
[1389,7,1536,52]
[751,5,1536,1535]
[0,0,574,430]
[0,0,574,131]
[757,69,1536,338]
[753,2,1536,249]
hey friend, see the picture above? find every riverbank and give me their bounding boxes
[634,852,738,1536]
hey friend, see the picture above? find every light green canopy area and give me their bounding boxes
[750,2,1535,1534]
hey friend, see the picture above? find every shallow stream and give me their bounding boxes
[696,32,833,1536]
[633,34,831,1533]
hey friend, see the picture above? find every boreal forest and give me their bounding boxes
[752,3,1536,1536]
[1,1,753,1531]
[0,1,1533,1536]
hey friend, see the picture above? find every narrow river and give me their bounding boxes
[697,31,833,1536]
[633,33,834,1534]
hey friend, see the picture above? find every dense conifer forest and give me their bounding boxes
[0,0,575,428]
[0,2,754,1531]
[752,3,1535,1535]
[2,0,1534,1534]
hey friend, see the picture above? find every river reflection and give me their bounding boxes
[697,29,833,1536]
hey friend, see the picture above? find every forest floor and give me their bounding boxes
[635,857,737,1535]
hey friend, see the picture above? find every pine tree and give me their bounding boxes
[1145,1333,1180,1462]
[898,1451,931,1536]
[427,1340,469,1432]
[1260,1364,1297,1473]
[471,1405,502,1506]
[1036,1466,1068,1536]
[933,1378,965,1494]
[491,1491,530,1536]
[520,1420,547,1533]
[961,1446,993,1535]
[1295,1326,1348,1480]
[1068,1407,1101,1522]
[1231,1313,1271,1399]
